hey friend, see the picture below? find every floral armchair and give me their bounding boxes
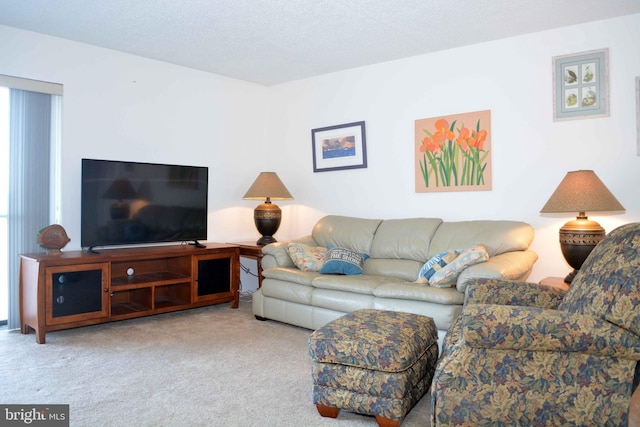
[431,222,640,426]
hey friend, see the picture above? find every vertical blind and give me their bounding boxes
[7,89,60,330]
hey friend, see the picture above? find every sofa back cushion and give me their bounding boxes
[312,215,382,254]
[559,222,640,336]
[428,220,534,257]
[369,218,443,261]
[363,259,424,282]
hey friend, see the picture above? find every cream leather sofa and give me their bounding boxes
[252,215,538,341]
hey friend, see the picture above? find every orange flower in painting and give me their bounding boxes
[457,127,470,150]
[421,136,440,152]
[470,129,487,149]
[435,119,450,132]
[433,119,454,142]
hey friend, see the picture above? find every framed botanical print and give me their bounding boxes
[553,48,609,121]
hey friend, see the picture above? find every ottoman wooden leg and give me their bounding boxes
[375,416,401,427]
[316,404,340,418]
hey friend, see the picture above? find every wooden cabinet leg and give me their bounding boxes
[316,404,339,418]
[21,324,46,344]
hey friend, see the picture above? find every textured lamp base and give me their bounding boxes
[559,217,605,283]
[563,269,579,284]
[256,235,277,246]
[254,201,281,246]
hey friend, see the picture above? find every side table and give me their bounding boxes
[539,276,570,291]
[229,242,265,288]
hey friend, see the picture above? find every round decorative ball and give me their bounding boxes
[37,224,71,254]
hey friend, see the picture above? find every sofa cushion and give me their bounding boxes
[286,242,327,271]
[319,246,369,275]
[313,274,404,295]
[311,289,376,313]
[429,244,489,287]
[428,220,534,257]
[363,259,424,282]
[374,283,465,305]
[416,250,460,282]
[369,218,442,261]
[312,215,382,255]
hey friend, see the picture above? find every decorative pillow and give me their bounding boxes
[415,250,459,283]
[286,243,328,272]
[428,244,489,288]
[319,246,369,275]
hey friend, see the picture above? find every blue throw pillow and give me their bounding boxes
[416,250,459,282]
[319,246,369,275]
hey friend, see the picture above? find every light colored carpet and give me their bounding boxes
[0,300,431,426]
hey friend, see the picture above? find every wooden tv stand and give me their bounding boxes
[19,243,240,344]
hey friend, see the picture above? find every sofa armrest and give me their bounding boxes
[465,279,566,309]
[261,235,318,269]
[462,304,640,360]
[456,250,538,293]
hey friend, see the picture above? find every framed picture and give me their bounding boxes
[311,121,367,172]
[637,76,640,156]
[553,48,609,121]
[415,110,492,193]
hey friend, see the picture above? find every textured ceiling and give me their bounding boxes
[1,0,639,85]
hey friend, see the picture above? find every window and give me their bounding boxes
[0,88,8,325]
[0,75,62,329]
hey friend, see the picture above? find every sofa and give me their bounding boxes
[431,222,640,426]
[252,215,538,341]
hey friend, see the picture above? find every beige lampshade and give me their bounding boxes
[541,170,625,284]
[540,170,624,214]
[243,172,293,201]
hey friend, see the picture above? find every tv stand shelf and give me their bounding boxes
[111,272,191,288]
[20,243,240,344]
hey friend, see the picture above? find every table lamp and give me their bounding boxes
[540,170,625,283]
[243,172,293,245]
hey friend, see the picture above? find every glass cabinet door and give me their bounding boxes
[45,263,109,325]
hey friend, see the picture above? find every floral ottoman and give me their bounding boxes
[308,309,438,427]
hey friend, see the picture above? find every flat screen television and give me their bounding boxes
[81,158,208,251]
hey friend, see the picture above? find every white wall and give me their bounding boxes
[0,25,270,254]
[1,14,639,290]
[266,14,640,282]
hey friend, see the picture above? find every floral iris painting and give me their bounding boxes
[415,110,492,192]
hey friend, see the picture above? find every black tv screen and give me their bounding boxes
[81,159,208,249]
